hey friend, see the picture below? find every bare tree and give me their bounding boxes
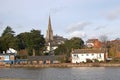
[99,35,108,43]
[99,35,110,59]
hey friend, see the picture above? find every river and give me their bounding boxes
[0,67,120,80]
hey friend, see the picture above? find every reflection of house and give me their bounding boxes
[71,49,107,63]
[0,53,15,65]
[86,39,101,48]
[28,56,63,64]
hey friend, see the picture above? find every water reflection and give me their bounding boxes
[0,67,120,80]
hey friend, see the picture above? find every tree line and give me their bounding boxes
[0,26,85,58]
[0,26,45,56]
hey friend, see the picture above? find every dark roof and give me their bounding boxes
[0,53,15,55]
[72,49,105,54]
[28,55,63,61]
[86,39,99,43]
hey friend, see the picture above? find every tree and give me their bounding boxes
[0,26,17,52]
[30,29,45,55]
[17,29,45,56]
[99,35,108,43]
[2,26,15,36]
[99,35,109,49]
[99,35,111,58]
[54,37,84,62]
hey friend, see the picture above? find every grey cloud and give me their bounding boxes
[67,31,87,39]
[106,8,120,20]
[94,25,107,31]
[67,22,91,33]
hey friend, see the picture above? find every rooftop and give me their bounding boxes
[72,49,105,54]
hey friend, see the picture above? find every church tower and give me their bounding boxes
[46,16,53,42]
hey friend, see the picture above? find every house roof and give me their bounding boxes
[86,39,99,43]
[0,53,15,55]
[72,49,105,54]
[28,55,63,61]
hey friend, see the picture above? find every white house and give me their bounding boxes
[6,48,17,54]
[71,49,107,63]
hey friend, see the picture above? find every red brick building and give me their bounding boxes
[86,39,102,48]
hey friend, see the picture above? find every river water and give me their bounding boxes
[0,67,120,80]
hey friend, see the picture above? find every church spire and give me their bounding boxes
[48,16,52,31]
[46,16,53,42]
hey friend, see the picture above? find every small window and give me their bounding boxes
[86,54,89,56]
[74,54,77,57]
[73,54,79,58]
[99,54,101,58]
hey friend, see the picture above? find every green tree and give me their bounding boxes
[2,26,15,36]
[0,26,17,52]
[30,29,45,55]
[54,37,84,62]
[17,29,45,56]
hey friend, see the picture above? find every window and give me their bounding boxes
[92,54,94,56]
[73,54,79,58]
[86,54,89,56]
[99,54,101,58]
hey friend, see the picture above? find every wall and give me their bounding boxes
[72,53,104,63]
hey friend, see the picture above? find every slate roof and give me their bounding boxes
[28,55,63,61]
[72,49,105,54]
[0,53,15,55]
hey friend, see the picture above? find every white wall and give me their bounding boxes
[72,53,105,63]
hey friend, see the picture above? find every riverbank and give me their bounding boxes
[0,78,29,80]
[7,63,120,68]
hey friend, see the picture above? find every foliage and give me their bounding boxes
[16,29,45,56]
[0,26,45,56]
[0,26,17,52]
[86,59,93,63]
[2,26,15,36]
[54,37,84,62]
[93,59,99,63]
[54,44,66,55]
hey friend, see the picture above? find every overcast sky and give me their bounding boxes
[0,0,120,41]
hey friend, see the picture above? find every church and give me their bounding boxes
[45,16,67,55]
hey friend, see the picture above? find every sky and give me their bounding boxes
[0,0,120,41]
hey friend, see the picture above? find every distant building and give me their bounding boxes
[28,56,63,64]
[6,48,17,55]
[46,16,54,43]
[0,53,15,65]
[109,39,120,58]
[71,49,107,63]
[45,16,54,54]
[86,39,101,48]
[0,48,17,65]
[45,16,67,54]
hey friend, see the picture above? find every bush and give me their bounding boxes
[86,59,92,63]
[93,59,99,63]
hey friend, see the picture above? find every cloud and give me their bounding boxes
[94,25,107,31]
[105,8,120,20]
[67,22,91,33]
[67,31,87,39]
